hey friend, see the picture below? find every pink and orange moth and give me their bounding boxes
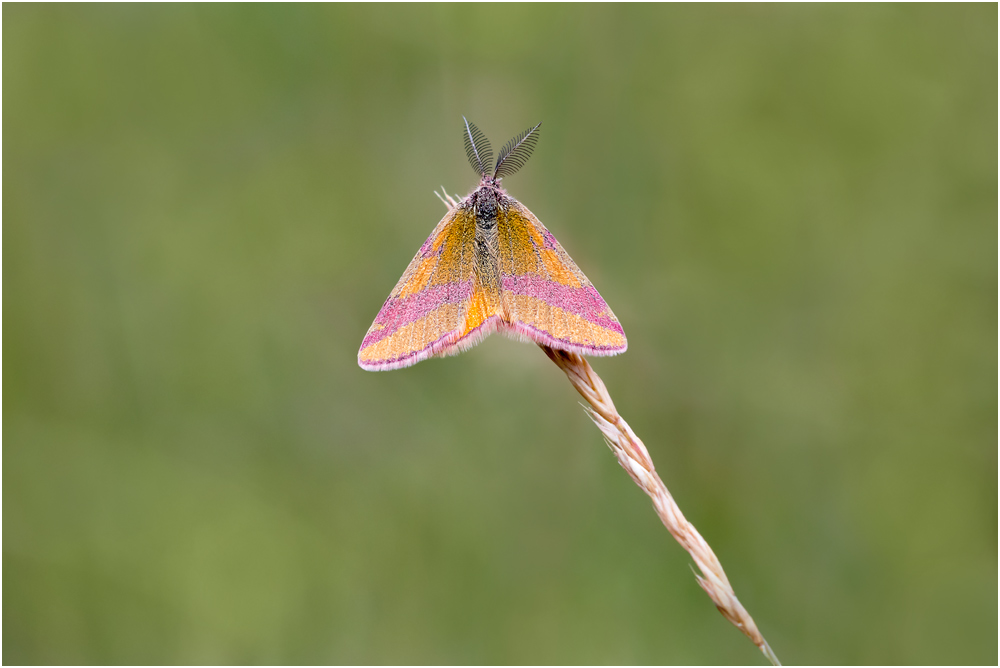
[358,118,626,371]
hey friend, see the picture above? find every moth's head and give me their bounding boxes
[478,173,503,192]
[462,117,541,188]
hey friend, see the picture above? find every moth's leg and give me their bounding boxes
[434,188,453,211]
[434,187,463,211]
[443,187,460,209]
[434,187,461,211]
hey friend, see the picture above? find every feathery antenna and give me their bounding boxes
[462,117,493,177]
[494,122,541,180]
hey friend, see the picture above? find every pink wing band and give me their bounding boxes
[501,274,625,335]
[360,280,474,350]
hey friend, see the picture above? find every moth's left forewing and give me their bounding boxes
[359,206,478,371]
[497,199,627,356]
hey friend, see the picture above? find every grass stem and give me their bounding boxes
[541,345,780,666]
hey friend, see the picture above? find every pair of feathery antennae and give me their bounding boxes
[463,116,542,181]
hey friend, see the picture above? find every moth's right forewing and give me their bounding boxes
[497,200,627,356]
[358,207,477,371]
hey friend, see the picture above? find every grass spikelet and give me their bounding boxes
[541,345,781,666]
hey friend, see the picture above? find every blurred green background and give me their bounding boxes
[4,4,996,665]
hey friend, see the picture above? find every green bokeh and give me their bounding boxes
[4,4,996,664]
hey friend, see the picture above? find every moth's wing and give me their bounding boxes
[497,199,627,355]
[359,207,480,370]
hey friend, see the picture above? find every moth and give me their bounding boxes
[358,118,626,371]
